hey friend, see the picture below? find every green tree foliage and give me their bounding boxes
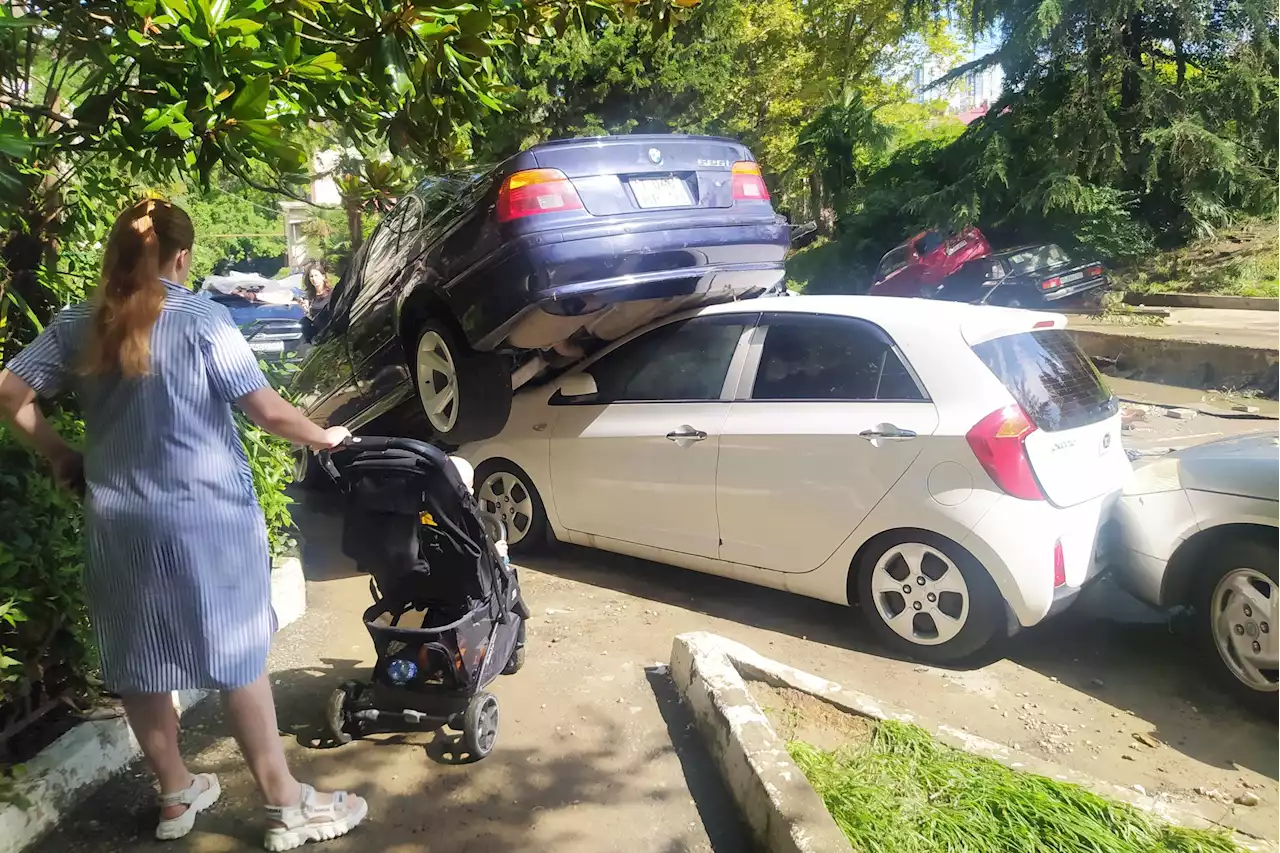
[168,177,288,279]
[473,0,937,211]
[0,0,682,355]
[869,0,1280,260]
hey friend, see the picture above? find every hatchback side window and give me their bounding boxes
[569,316,750,403]
[751,315,925,402]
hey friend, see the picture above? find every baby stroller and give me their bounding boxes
[319,436,529,760]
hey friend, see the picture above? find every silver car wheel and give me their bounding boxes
[1211,567,1278,693]
[870,542,970,646]
[416,330,459,434]
[478,471,536,547]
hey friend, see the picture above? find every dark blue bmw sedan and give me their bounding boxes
[291,134,791,448]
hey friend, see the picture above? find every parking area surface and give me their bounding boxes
[32,390,1278,852]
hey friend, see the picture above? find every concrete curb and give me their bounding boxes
[670,632,1275,853]
[1122,292,1279,312]
[0,554,308,853]
[271,555,307,631]
[1068,328,1279,399]
[670,635,853,853]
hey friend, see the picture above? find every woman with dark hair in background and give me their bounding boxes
[0,200,367,851]
[301,261,332,318]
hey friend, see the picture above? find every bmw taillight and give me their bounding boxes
[1086,265,1103,278]
[731,161,770,201]
[1040,276,1062,290]
[965,405,1044,501]
[496,169,584,222]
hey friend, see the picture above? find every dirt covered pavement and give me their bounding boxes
[32,401,1279,852]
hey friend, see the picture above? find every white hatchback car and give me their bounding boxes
[1111,432,1277,711]
[461,295,1131,662]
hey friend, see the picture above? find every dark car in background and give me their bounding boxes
[291,134,791,448]
[930,244,1108,308]
[201,273,308,367]
[868,226,991,297]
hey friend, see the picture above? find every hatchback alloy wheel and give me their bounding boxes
[416,330,459,435]
[1209,567,1278,693]
[478,470,537,547]
[870,542,971,646]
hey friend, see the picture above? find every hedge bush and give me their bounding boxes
[0,403,298,763]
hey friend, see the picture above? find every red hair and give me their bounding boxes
[80,200,194,377]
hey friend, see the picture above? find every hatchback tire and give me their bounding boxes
[474,460,548,556]
[1193,540,1277,716]
[413,319,511,445]
[855,530,1003,664]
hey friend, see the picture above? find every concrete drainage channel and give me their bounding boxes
[669,632,1276,853]
[0,555,307,853]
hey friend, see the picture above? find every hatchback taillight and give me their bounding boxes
[731,161,770,201]
[496,169,584,222]
[965,405,1044,501]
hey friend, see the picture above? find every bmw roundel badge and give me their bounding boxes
[648,147,663,165]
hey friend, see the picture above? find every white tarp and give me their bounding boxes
[201,272,303,306]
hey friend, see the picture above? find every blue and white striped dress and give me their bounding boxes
[7,281,276,694]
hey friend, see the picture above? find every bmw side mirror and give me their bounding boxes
[559,372,599,399]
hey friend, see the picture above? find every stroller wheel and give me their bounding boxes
[502,622,527,676]
[326,681,364,746]
[501,644,526,675]
[462,692,500,760]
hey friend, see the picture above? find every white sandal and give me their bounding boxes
[155,772,221,840]
[264,783,367,851]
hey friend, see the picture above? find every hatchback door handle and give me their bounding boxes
[859,423,917,440]
[666,425,708,442]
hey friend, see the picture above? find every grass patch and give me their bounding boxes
[791,720,1241,853]
[1114,218,1279,298]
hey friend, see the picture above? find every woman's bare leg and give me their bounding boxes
[121,692,196,819]
[222,673,302,806]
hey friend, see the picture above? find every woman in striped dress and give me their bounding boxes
[0,200,367,851]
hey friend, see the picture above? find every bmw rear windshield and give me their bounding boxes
[973,329,1118,431]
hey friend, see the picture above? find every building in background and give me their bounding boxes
[908,35,1004,120]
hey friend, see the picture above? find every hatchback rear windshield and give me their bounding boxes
[972,330,1117,431]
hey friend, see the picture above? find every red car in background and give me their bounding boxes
[868,226,992,297]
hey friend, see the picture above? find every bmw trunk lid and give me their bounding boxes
[530,135,759,216]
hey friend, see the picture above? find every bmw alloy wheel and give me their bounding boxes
[416,330,459,434]
[478,471,536,547]
[1210,567,1278,693]
[869,542,970,646]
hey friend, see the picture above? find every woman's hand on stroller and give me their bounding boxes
[310,426,352,452]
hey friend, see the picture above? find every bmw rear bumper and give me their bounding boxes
[466,217,789,349]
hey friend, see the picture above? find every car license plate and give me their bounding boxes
[630,177,693,208]
[1060,272,1083,284]
[248,339,284,354]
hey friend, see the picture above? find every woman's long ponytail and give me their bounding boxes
[80,200,194,378]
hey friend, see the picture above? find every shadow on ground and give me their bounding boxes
[520,543,1278,781]
[30,651,749,853]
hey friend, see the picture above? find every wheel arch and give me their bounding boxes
[398,284,466,369]
[845,526,977,605]
[1162,522,1278,608]
[472,455,554,546]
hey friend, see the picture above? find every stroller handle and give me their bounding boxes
[314,435,459,485]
